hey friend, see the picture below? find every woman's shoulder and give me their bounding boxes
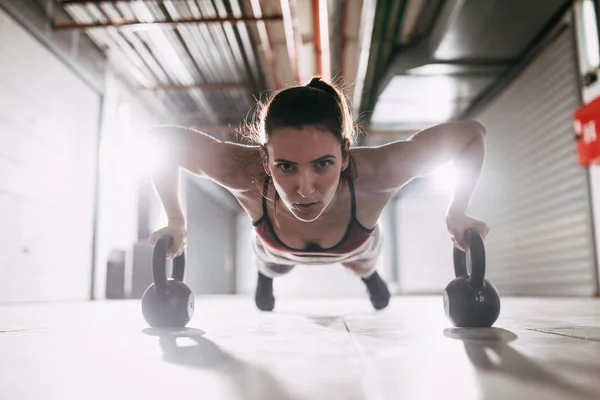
[230,175,269,222]
[349,144,412,194]
[348,147,387,190]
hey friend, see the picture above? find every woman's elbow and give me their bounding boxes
[465,120,486,136]
[440,120,486,137]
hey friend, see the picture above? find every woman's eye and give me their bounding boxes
[278,163,294,172]
[317,160,332,169]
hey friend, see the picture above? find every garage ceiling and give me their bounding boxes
[43,0,374,141]
[367,0,576,132]
[2,0,579,138]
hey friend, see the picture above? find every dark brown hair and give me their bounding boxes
[240,77,360,223]
[244,76,359,181]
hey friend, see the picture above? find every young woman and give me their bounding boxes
[147,77,489,311]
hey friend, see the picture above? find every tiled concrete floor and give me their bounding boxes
[1,296,600,399]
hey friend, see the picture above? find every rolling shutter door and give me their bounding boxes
[470,25,597,296]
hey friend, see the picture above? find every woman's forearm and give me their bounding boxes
[146,127,190,223]
[150,162,185,223]
[448,129,485,215]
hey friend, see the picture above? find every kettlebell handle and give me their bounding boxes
[452,229,486,291]
[152,235,186,292]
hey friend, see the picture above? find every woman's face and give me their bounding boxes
[263,127,349,222]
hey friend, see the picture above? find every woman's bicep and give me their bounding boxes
[150,125,261,192]
[357,121,485,192]
[388,121,484,175]
[401,121,484,174]
[198,141,262,192]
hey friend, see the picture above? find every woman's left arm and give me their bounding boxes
[359,120,488,247]
[364,120,486,194]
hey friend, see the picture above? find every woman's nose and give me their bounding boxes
[296,173,316,198]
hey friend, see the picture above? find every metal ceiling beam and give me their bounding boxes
[52,14,284,31]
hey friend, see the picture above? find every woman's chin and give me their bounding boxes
[293,214,320,223]
[288,204,324,222]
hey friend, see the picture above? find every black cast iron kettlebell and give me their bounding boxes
[443,229,500,328]
[141,235,195,328]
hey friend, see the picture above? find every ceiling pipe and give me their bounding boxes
[318,0,331,81]
[352,0,376,114]
[340,0,348,79]
[312,0,323,76]
[52,14,284,31]
[280,0,301,83]
[311,0,331,80]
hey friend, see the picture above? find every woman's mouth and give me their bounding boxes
[293,202,320,213]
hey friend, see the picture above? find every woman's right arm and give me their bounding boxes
[147,125,261,222]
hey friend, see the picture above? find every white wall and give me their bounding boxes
[0,8,100,302]
[0,7,174,302]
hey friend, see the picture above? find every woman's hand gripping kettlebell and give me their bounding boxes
[446,211,489,251]
[148,217,187,259]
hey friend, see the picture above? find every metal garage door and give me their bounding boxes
[470,25,597,296]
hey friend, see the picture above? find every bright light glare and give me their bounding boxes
[371,99,456,124]
[407,64,464,75]
[431,162,458,192]
[372,76,458,125]
[583,0,600,68]
[99,102,165,181]
[126,133,164,176]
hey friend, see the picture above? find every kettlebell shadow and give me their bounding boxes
[142,328,304,400]
[443,328,597,400]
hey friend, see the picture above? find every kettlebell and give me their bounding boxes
[141,235,195,328]
[443,228,501,328]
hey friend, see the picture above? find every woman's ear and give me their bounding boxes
[341,139,350,171]
[259,145,271,176]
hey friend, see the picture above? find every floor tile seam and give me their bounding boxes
[525,328,600,343]
[341,318,387,400]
